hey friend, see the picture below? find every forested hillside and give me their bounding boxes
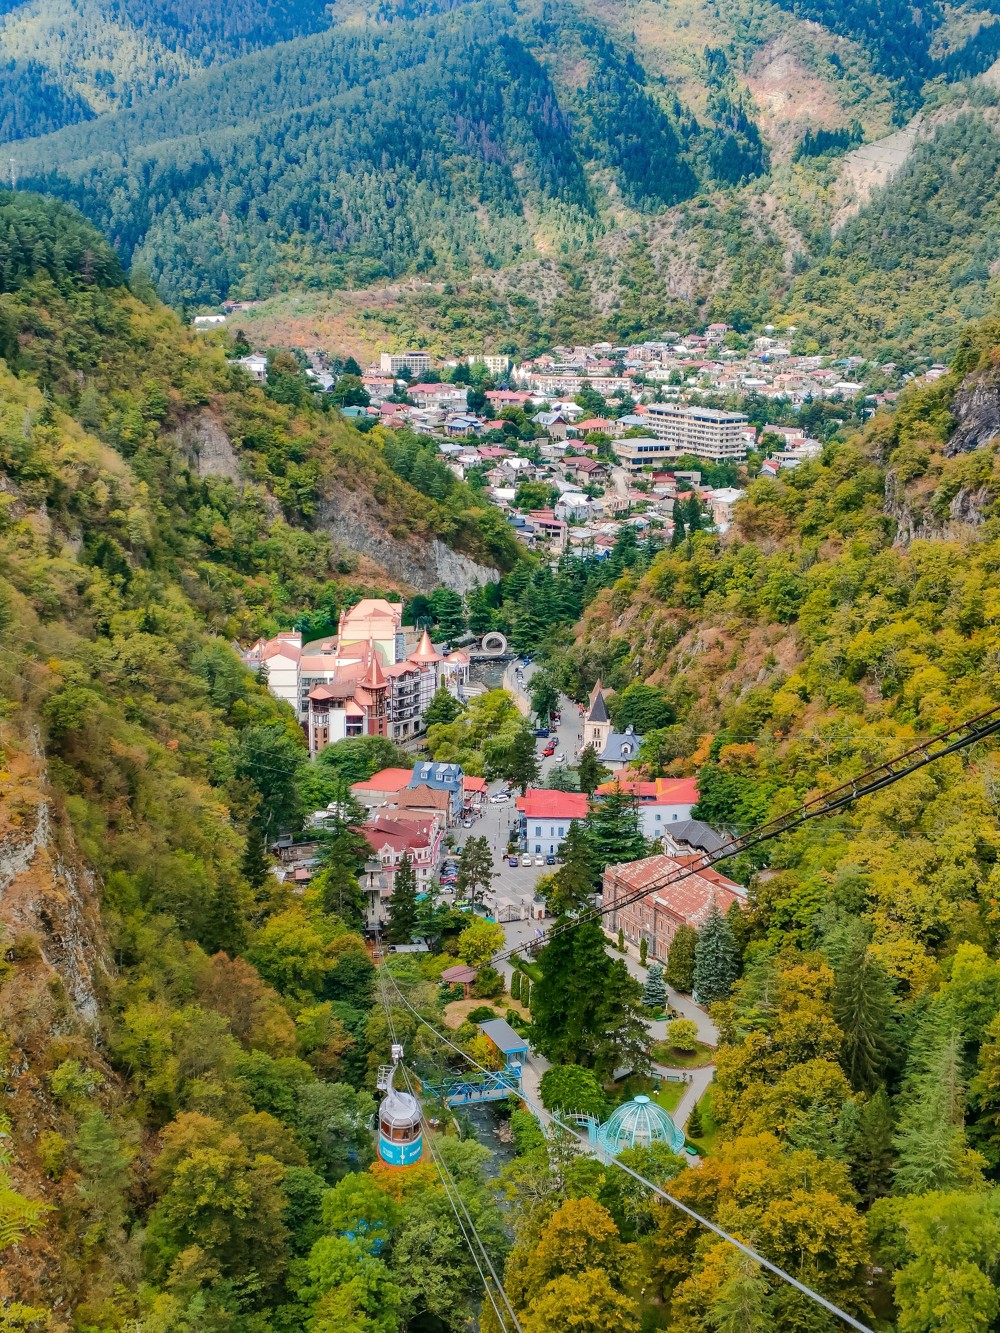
[0,189,521,1327]
[12,0,1000,354]
[0,0,332,139]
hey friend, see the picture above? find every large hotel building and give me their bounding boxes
[615,404,748,470]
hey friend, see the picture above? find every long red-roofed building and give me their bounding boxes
[602,853,746,963]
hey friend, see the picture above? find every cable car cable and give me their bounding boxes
[493,702,1000,965]
[374,938,521,1333]
[382,969,874,1333]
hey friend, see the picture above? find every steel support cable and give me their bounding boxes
[493,703,1000,964]
[374,937,519,1333]
[383,968,875,1333]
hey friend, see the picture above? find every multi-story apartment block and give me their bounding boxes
[379,350,432,376]
[641,404,748,462]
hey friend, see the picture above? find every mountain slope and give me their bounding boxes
[0,0,332,138]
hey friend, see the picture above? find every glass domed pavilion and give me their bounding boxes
[596,1094,685,1158]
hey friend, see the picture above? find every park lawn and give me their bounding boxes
[442,997,530,1030]
[651,1040,716,1069]
[607,1074,684,1115]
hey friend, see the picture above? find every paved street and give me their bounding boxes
[463,657,716,1130]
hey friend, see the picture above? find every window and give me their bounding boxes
[672,813,678,820]
[535,825,542,836]
[655,813,661,822]
[558,826,564,836]
[535,844,542,853]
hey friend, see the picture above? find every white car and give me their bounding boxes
[534,855,546,866]
[489,791,511,804]
[554,753,565,763]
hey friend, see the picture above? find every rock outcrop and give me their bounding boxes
[316,489,499,594]
[946,366,1000,456]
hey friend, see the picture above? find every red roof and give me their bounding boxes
[575,417,613,431]
[596,777,699,805]
[605,854,744,927]
[353,767,414,793]
[463,776,488,794]
[516,789,590,820]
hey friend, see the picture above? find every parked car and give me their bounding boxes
[508,855,519,867]
[534,855,546,866]
[555,753,565,763]
[545,854,557,865]
[462,818,474,828]
[542,746,556,758]
[489,791,511,803]
[533,727,549,738]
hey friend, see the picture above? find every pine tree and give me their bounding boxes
[456,836,495,906]
[642,962,667,1010]
[832,935,897,1093]
[894,1017,974,1195]
[386,854,418,944]
[639,937,648,966]
[577,745,609,797]
[586,782,647,870]
[316,862,365,931]
[686,1099,704,1139]
[665,924,697,992]
[511,968,522,1001]
[848,1087,894,1205]
[692,903,739,1005]
[617,926,625,952]
[546,821,597,915]
[522,979,531,1010]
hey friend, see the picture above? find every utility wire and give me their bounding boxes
[383,968,874,1333]
[374,940,520,1333]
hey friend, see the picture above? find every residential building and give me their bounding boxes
[704,487,746,529]
[235,353,268,383]
[380,350,432,376]
[364,815,442,896]
[527,510,568,552]
[469,354,510,377]
[642,404,748,462]
[352,768,416,810]
[602,854,746,964]
[407,761,465,825]
[515,789,590,856]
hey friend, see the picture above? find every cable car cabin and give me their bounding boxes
[377,1051,423,1167]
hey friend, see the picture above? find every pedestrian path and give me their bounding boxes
[653,1061,714,1128]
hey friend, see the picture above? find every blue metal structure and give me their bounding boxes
[567,1094,686,1160]
[425,1068,522,1106]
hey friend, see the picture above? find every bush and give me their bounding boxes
[666,1018,699,1053]
[472,964,505,998]
[49,1059,99,1106]
[467,1005,499,1023]
[510,969,522,1001]
[511,1108,545,1155]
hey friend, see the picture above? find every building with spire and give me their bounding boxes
[582,682,645,771]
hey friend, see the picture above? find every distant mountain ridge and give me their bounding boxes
[11,0,1000,361]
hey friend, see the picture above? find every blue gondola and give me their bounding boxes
[377,1044,423,1167]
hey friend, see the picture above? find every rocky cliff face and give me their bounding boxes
[884,467,995,544]
[316,489,499,595]
[0,730,107,1024]
[946,365,1000,455]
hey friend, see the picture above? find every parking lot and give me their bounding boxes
[436,660,584,928]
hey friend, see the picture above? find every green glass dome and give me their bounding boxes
[598,1094,685,1156]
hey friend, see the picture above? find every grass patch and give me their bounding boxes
[606,1073,685,1115]
[687,1085,721,1157]
[651,1040,715,1069]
